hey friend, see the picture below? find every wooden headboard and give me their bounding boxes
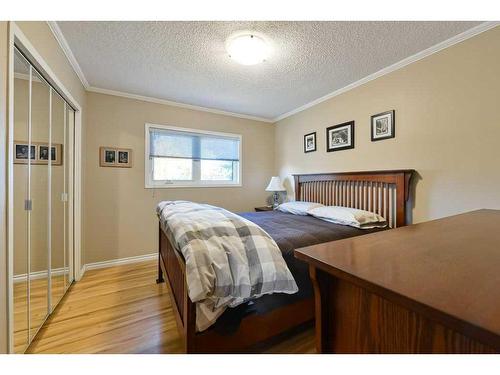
[293,170,414,228]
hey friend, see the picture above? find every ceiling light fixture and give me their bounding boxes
[226,33,270,66]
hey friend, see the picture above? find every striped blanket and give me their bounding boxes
[157,201,298,332]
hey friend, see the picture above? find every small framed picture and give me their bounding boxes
[38,144,62,165]
[117,149,132,167]
[304,132,317,153]
[100,147,116,166]
[371,110,395,141]
[100,147,132,168]
[326,121,355,152]
[14,143,36,163]
[39,146,50,161]
[105,150,116,164]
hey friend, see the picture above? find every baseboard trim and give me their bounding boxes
[15,253,158,284]
[13,267,67,284]
[80,253,158,277]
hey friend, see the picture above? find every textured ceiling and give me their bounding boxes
[57,21,480,120]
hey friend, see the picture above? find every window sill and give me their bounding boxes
[145,183,242,189]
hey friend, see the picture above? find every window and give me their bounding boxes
[145,123,241,188]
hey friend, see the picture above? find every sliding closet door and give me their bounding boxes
[11,46,76,352]
[64,107,75,290]
[29,69,51,340]
[50,92,67,309]
[13,50,31,354]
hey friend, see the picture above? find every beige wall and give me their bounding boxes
[275,26,500,224]
[84,92,275,264]
[0,21,87,353]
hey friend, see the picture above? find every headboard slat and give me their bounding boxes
[293,170,414,228]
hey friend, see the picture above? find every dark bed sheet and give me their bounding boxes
[241,210,386,256]
[211,210,386,334]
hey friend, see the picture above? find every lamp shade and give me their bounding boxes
[265,176,285,192]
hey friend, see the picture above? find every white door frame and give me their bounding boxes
[6,22,83,354]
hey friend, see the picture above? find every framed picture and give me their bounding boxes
[371,110,395,141]
[14,143,36,163]
[14,141,62,165]
[304,132,317,153]
[38,144,62,165]
[39,146,50,161]
[117,149,132,167]
[326,121,355,152]
[100,147,133,168]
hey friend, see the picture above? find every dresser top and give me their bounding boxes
[295,209,500,349]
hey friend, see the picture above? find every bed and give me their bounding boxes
[156,169,414,353]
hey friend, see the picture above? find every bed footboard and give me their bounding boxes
[158,223,196,352]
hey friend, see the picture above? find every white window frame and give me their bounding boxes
[144,123,242,188]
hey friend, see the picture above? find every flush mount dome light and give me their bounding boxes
[226,33,270,65]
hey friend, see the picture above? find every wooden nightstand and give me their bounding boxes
[254,206,274,212]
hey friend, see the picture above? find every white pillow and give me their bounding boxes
[307,206,387,229]
[277,201,324,216]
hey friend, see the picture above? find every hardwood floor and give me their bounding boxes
[25,260,315,354]
[14,274,67,353]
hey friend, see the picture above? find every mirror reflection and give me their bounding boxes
[12,47,75,353]
[28,68,50,341]
[13,49,31,354]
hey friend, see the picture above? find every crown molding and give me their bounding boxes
[13,72,42,83]
[87,86,274,123]
[47,21,498,124]
[272,21,500,123]
[47,21,90,89]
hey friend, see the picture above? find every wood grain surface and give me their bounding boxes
[296,209,500,352]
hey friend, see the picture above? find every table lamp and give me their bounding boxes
[265,176,286,208]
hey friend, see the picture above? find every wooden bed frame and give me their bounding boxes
[156,169,415,353]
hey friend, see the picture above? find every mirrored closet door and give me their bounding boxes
[13,49,31,354]
[51,91,67,310]
[12,47,75,353]
[28,66,51,343]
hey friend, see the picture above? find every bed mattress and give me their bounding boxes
[211,210,386,334]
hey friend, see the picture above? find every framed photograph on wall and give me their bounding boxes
[38,144,62,165]
[38,146,50,161]
[117,149,133,167]
[371,110,395,141]
[100,146,133,168]
[14,141,62,165]
[326,121,355,152]
[304,132,317,153]
[100,147,116,167]
[14,142,36,163]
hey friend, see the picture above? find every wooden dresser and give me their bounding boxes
[295,209,500,353]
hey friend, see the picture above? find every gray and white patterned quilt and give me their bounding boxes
[156,201,298,332]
